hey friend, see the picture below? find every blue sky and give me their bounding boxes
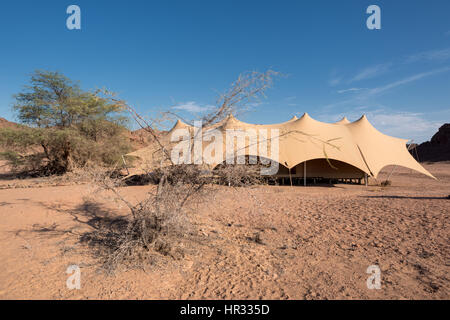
[0,0,449,142]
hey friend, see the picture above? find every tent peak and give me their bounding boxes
[351,114,370,124]
[222,113,246,128]
[299,112,310,119]
[298,112,321,123]
[335,116,350,124]
[169,118,191,132]
[226,113,240,122]
[175,118,190,125]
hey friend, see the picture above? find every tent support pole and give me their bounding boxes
[303,161,306,186]
[364,173,368,186]
[289,168,293,187]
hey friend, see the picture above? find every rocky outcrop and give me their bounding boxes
[0,117,19,129]
[415,124,450,162]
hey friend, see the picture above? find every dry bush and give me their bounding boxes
[213,157,269,187]
[81,70,279,271]
[380,180,392,187]
[83,165,209,272]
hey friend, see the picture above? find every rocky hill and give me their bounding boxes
[414,124,450,162]
[0,117,19,129]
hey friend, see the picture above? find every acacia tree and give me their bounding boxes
[1,70,130,174]
[13,70,126,128]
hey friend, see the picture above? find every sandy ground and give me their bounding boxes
[0,162,448,300]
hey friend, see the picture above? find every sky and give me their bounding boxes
[0,0,449,143]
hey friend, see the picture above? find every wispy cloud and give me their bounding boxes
[368,66,450,95]
[405,48,450,63]
[317,109,443,142]
[172,101,213,113]
[337,87,366,94]
[350,63,391,82]
[367,112,442,142]
[331,47,450,90]
[329,69,342,87]
[247,102,263,107]
[325,67,450,109]
[329,77,342,87]
[283,96,298,106]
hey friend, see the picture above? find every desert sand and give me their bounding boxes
[0,162,448,299]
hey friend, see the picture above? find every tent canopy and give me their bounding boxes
[127,113,435,179]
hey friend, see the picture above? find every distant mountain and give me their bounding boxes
[0,117,19,129]
[128,127,169,149]
[414,124,450,162]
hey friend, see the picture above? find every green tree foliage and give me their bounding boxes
[1,70,132,174]
[13,70,125,128]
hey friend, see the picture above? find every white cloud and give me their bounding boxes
[328,69,342,87]
[317,109,443,142]
[247,102,263,107]
[368,66,450,95]
[405,48,450,63]
[172,101,213,113]
[329,77,342,87]
[337,87,366,94]
[351,63,391,82]
[321,66,450,116]
[321,97,362,111]
[368,112,441,142]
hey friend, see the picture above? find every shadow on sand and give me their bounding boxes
[14,199,129,257]
[361,195,449,200]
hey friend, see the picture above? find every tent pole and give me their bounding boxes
[303,161,306,186]
[364,173,368,186]
[289,168,293,187]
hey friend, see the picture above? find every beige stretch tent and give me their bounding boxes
[127,113,435,180]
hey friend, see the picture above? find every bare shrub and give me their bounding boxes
[82,165,208,271]
[380,180,392,187]
[213,160,267,187]
[81,70,279,271]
